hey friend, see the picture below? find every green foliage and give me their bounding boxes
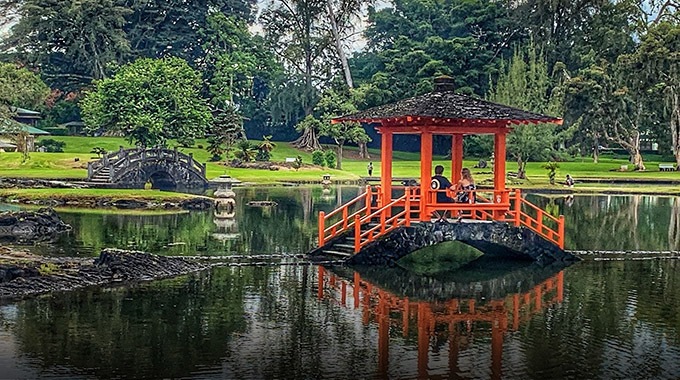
[292,155,303,170]
[542,161,560,185]
[312,150,325,166]
[207,105,244,161]
[324,150,336,168]
[258,135,276,152]
[234,140,255,162]
[489,43,566,178]
[91,147,108,158]
[38,262,58,275]
[81,57,211,148]
[0,63,50,118]
[353,0,523,104]
[38,139,66,153]
[2,0,131,87]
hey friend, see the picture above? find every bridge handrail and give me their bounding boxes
[318,186,373,246]
[354,188,413,253]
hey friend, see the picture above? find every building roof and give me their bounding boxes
[10,106,41,118]
[0,118,51,135]
[60,121,85,127]
[333,77,562,129]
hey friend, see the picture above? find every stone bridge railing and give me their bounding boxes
[87,146,206,183]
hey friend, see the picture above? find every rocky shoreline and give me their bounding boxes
[0,248,210,301]
[0,208,71,244]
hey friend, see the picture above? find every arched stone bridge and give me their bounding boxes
[312,221,577,266]
[87,147,208,189]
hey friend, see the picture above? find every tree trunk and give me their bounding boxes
[337,143,343,170]
[325,0,353,89]
[359,141,370,159]
[517,156,527,179]
[592,138,599,163]
[629,131,645,171]
[670,92,680,170]
[293,127,322,151]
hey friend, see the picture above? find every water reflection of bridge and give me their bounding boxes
[317,267,564,379]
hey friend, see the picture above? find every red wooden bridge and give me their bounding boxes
[313,76,566,261]
[317,266,565,379]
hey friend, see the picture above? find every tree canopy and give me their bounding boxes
[81,57,211,148]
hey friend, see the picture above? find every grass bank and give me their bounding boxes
[0,188,198,202]
[0,136,678,191]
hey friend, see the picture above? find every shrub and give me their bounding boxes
[42,127,69,136]
[324,150,336,168]
[542,161,560,185]
[312,150,325,166]
[38,139,66,152]
[91,147,107,158]
[292,155,303,170]
[209,154,222,162]
[255,149,271,162]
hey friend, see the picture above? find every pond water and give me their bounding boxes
[1,188,680,379]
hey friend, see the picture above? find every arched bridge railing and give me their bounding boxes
[87,146,206,182]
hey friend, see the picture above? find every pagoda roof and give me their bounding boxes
[333,87,562,128]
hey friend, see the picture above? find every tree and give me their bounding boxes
[620,22,680,169]
[566,61,649,170]
[261,0,337,150]
[201,13,279,134]
[234,140,256,162]
[317,87,370,169]
[81,57,211,148]
[1,0,131,89]
[488,44,565,178]
[293,115,323,151]
[0,62,50,118]
[207,105,244,161]
[123,0,256,63]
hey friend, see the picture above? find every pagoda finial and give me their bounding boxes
[433,75,455,92]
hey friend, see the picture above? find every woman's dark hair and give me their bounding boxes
[434,165,444,175]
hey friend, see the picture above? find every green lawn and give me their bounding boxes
[0,136,677,187]
[0,188,198,201]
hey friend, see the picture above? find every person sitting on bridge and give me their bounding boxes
[431,165,455,203]
[455,168,476,204]
[431,165,455,222]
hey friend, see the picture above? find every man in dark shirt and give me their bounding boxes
[431,165,454,203]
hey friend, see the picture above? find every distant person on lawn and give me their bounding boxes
[565,174,575,187]
[367,162,373,177]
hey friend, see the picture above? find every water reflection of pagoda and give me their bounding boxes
[317,266,564,379]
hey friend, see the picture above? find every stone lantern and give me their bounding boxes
[211,175,241,198]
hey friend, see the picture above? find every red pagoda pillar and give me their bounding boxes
[380,131,393,205]
[420,131,433,221]
[451,134,463,183]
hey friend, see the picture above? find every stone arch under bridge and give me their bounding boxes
[87,147,208,190]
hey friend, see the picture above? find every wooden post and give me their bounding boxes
[353,272,360,309]
[365,185,372,216]
[514,190,522,227]
[420,131,433,221]
[491,318,504,380]
[380,132,393,206]
[405,187,411,226]
[559,215,565,249]
[354,215,361,253]
[452,134,463,183]
[318,211,325,247]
